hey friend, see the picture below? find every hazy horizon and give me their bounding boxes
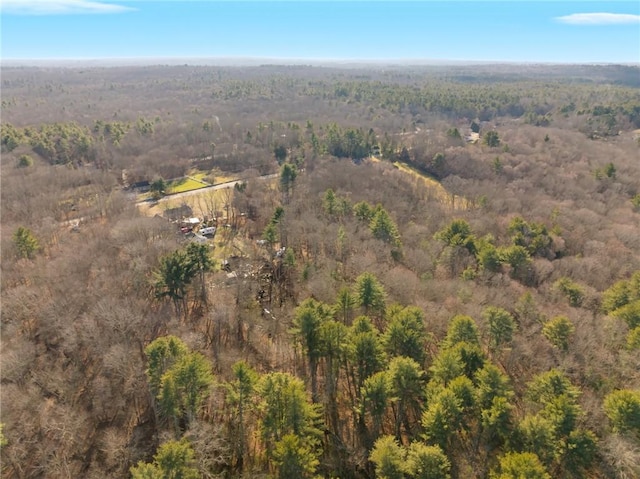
[2,56,639,69]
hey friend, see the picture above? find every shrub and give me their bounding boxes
[17,154,33,168]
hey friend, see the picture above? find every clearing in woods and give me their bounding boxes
[392,161,471,210]
[370,156,471,210]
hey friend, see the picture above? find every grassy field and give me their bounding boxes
[212,173,239,184]
[191,170,238,185]
[167,177,208,194]
[136,169,246,201]
[137,186,234,219]
[190,172,210,182]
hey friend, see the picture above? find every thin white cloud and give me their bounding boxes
[555,12,640,25]
[0,0,136,15]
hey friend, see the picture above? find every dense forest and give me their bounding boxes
[1,63,640,479]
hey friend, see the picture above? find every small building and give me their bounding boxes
[129,180,151,192]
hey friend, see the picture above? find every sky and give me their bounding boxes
[1,1,639,63]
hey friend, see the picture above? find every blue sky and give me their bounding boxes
[1,1,639,63]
